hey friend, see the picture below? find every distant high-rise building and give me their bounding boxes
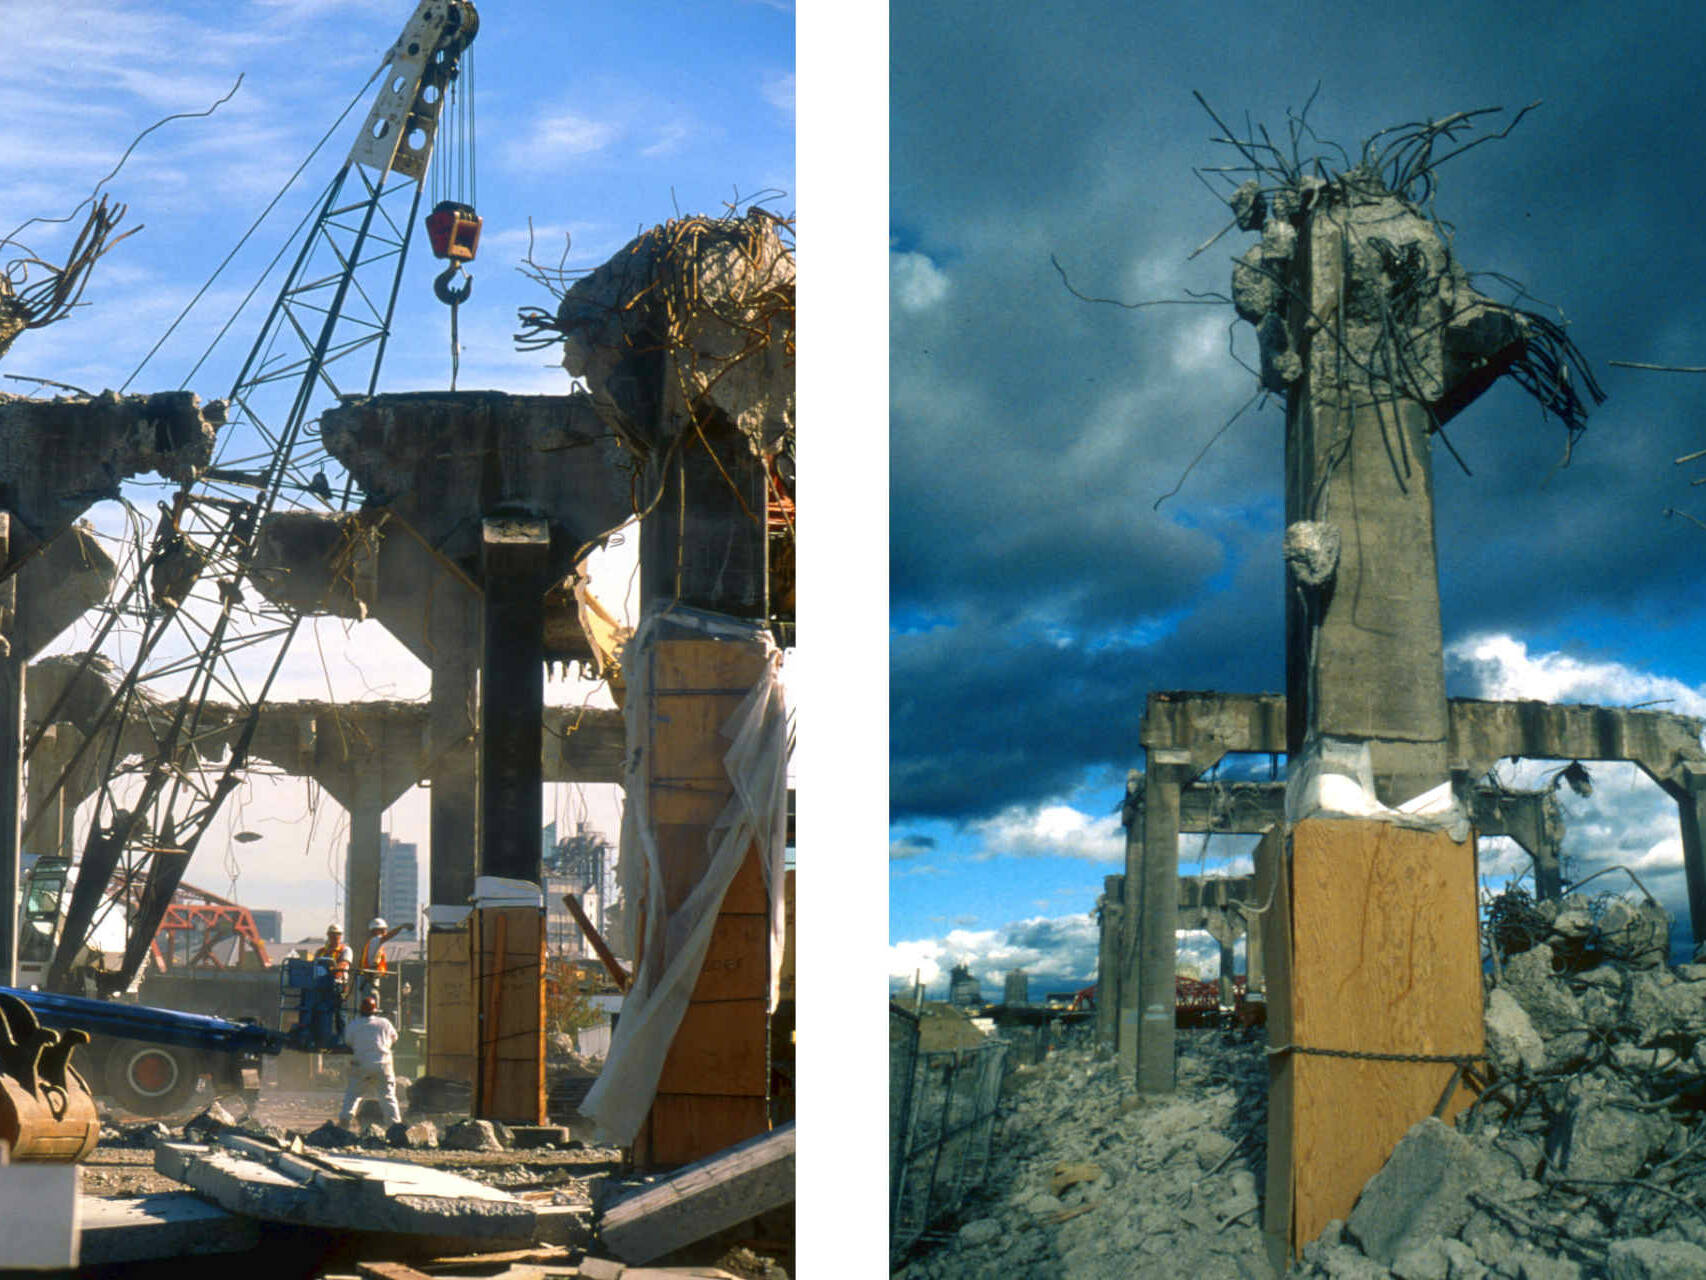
[948,963,982,1009]
[1003,969,1029,1006]
[249,909,283,945]
[377,833,420,932]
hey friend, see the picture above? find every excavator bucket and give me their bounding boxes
[0,992,99,1162]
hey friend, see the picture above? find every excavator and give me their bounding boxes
[1,0,480,1154]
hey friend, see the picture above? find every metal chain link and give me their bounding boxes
[1268,1042,1486,1065]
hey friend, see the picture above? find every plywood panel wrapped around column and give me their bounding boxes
[475,905,546,1125]
[426,925,475,1085]
[637,635,773,1167]
[1265,817,1484,1270]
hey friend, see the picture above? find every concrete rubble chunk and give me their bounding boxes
[1605,1238,1706,1280]
[441,1117,505,1151]
[1483,986,1545,1074]
[302,1119,363,1149]
[1345,1118,1502,1266]
[153,1138,536,1241]
[388,1119,438,1149]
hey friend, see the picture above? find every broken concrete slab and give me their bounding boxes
[79,1190,261,1265]
[1344,1118,1502,1267]
[600,1122,794,1265]
[155,1137,536,1242]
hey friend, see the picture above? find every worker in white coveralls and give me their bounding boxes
[339,993,401,1127]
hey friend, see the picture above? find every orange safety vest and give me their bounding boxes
[361,937,389,973]
[315,942,352,984]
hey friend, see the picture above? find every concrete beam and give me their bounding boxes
[320,392,631,588]
[0,392,221,561]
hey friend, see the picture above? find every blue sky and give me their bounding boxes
[890,0,1706,1000]
[5,0,794,942]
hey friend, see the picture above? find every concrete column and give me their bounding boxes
[1117,803,1145,1077]
[429,648,479,906]
[1668,765,1706,950]
[1094,873,1123,1054]
[1135,751,1189,1092]
[1283,201,1451,807]
[345,772,384,941]
[1246,904,1265,998]
[1219,938,1236,1009]
[478,517,548,886]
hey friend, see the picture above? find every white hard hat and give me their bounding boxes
[368,917,387,931]
[327,923,343,934]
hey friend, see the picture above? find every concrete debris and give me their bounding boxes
[600,1122,795,1265]
[0,390,224,552]
[1283,521,1342,590]
[303,1119,365,1149]
[442,1117,506,1151]
[1294,892,1706,1279]
[893,1032,1269,1279]
[553,211,795,459]
[388,1119,439,1149]
[154,1136,537,1241]
[79,1190,261,1265]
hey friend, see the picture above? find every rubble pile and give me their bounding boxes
[895,1029,1271,1279]
[1297,890,1706,1279]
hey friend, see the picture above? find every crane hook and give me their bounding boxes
[434,262,473,306]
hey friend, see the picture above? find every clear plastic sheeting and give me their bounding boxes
[582,603,787,1146]
[1284,734,1470,841]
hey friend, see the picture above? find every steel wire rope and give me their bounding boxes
[121,68,381,394]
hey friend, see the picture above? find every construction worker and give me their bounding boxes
[338,993,401,1128]
[313,924,353,996]
[357,916,408,1002]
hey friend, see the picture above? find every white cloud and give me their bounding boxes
[641,120,694,159]
[522,110,622,161]
[761,71,795,119]
[967,801,1124,862]
[888,913,1100,996]
[891,250,949,312]
[1448,633,1706,717]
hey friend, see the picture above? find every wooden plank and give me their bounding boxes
[1281,818,1484,1262]
[355,1262,434,1280]
[655,1000,769,1095]
[602,1122,794,1264]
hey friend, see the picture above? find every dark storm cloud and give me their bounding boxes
[890,834,937,860]
[892,0,1706,825]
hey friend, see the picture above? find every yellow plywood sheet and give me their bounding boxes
[642,1094,771,1168]
[475,907,546,1125]
[426,927,475,1084]
[655,1000,769,1097]
[1277,819,1484,1262]
[692,915,772,1003]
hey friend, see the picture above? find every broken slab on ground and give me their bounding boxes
[78,1189,261,1265]
[155,1134,537,1244]
[599,1121,795,1265]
